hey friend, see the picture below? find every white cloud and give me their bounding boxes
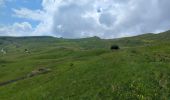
[2,0,170,38]
[0,0,4,7]
[13,8,45,21]
[0,22,35,36]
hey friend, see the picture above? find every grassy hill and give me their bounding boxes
[0,30,170,99]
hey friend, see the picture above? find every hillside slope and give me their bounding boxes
[0,31,170,99]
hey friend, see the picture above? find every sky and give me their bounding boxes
[0,0,170,38]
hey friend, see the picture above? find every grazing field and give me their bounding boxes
[0,31,170,100]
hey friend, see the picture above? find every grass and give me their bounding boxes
[0,30,170,99]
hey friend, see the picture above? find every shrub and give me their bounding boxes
[110,45,120,50]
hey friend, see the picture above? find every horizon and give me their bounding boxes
[0,30,168,39]
[0,0,170,38]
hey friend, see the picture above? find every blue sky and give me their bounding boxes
[0,0,41,27]
[0,0,170,38]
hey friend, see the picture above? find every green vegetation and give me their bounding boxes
[0,30,170,99]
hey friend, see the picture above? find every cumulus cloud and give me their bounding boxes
[0,22,34,36]
[3,0,170,38]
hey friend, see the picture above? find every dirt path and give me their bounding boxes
[0,68,51,87]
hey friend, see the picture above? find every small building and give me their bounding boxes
[1,48,6,54]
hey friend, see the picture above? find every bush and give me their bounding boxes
[110,45,120,50]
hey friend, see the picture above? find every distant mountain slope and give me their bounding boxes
[0,30,170,47]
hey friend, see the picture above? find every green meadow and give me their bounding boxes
[0,31,170,100]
